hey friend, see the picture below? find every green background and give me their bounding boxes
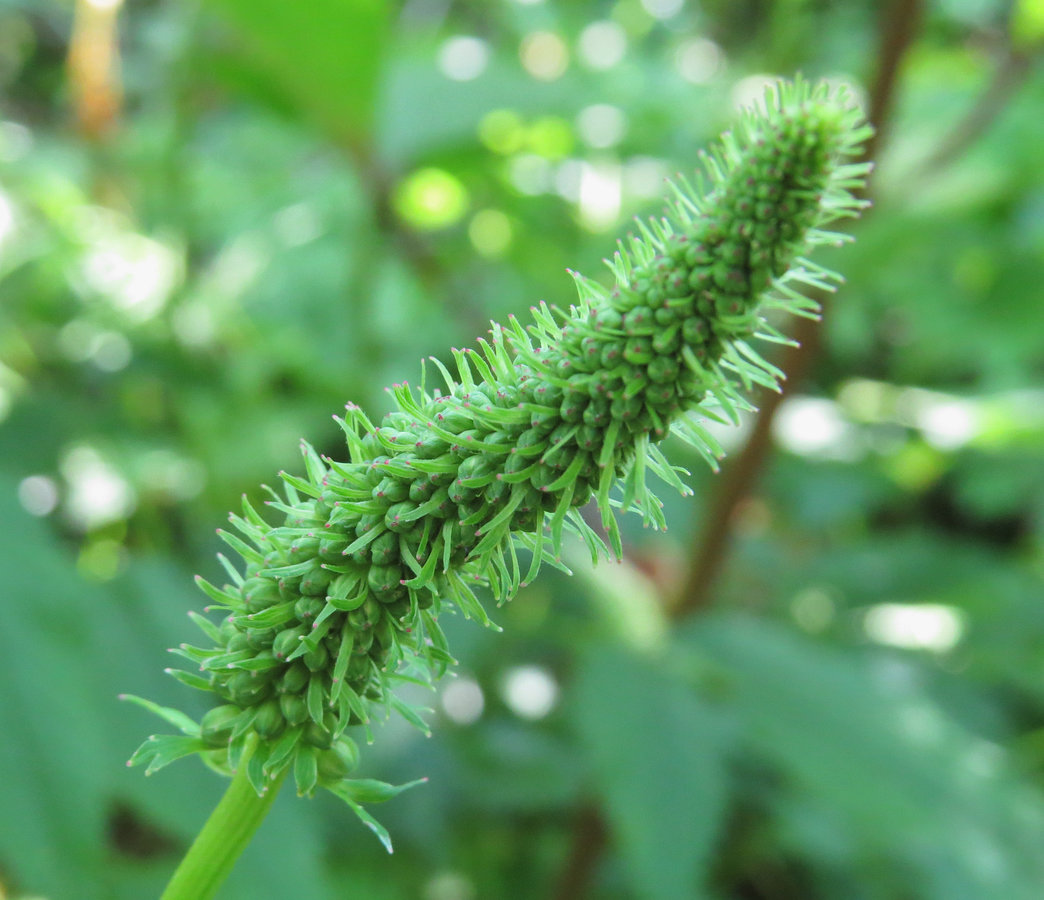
[1,0,1043,897]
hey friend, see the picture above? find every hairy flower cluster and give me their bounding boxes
[127,80,871,838]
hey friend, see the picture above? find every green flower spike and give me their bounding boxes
[126,79,871,861]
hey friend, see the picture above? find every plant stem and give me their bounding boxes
[160,748,289,900]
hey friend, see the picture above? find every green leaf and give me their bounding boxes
[326,784,395,853]
[0,475,115,897]
[204,0,389,143]
[132,734,211,775]
[389,694,433,736]
[294,745,319,796]
[1013,0,1044,47]
[120,693,201,736]
[683,614,1044,899]
[573,644,730,900]
[334,776,428,804]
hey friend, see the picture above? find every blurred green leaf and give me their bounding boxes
[204,0,389,144]
[1012,0,1044,47]
[684,614,1044,900]
[0,476,112,898]
[573,644,730,900]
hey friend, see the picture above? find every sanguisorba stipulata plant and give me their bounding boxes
[124,79,871,895]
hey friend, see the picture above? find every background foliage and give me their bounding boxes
[1,0,1043,898]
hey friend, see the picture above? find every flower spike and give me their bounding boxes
[126,79,871,847]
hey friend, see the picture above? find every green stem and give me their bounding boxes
[160,747,289,900]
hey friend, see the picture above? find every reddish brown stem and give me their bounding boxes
[551,804,609,900]
[673,313,825,614]
[672,0,922,615]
